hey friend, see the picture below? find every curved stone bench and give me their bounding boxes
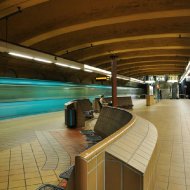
[93,96,133,112]
[71,107,158,190]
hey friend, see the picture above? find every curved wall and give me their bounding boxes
[0,77,145,120]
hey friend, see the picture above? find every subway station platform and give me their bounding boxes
[0,99,190,190]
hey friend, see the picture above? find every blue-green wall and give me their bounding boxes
[0,77,145,120]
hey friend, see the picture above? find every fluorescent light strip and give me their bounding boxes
[186,61,190,70]
[69,65,81,70]
[130,78,145,84]
[180,61,190,83]
[8,52,33,59]
[55,62,81,70]
[145,80,155,84]
[117,76,130,81]
[55,62,69,67]
[84,64,111,75]
[167,80,178,83]
[34,58,52,63]
[84,69,93,72]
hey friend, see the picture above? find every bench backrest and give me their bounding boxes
[77,99,93,112]
[94,96,133,111]
[94,106,132,138]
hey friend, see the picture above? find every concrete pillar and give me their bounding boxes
[111,55,117,107]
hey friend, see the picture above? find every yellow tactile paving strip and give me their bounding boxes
[133,99,190,190]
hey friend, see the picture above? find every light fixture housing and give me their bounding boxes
[34,57,52,63]
[8,52,33,59]
[145,80,155,84]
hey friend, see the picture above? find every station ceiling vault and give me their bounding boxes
[0,0,190,79]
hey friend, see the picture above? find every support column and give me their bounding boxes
[111,55,118,107]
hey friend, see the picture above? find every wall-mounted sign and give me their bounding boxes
[95,76,110,81]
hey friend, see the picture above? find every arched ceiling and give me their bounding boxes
[0,0,190,78]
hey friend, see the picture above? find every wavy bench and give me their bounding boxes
[74,107,158,190]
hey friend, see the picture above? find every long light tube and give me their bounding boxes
[4,41,144,84]
[167,80,178,83]
[84,69,93,72]
[180,61,190,83]
[34,57,52,63]
[84,64,111,75]
[8,52,52,63]
[145,80,155,84]
[8,52,33,59]
[55,62,81,70]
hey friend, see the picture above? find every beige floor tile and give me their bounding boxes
[154,181,168,190]
[40,170,55,177]
[8,179,25,188]
[42,175,58,183]
[24,167,39,173]
[0,176,8,183]
[0,182,8,189]
[9,174,25,181]
[168,183,186,190]
[8,187,26,190]
[186,178,190,186]
[0,170,9,177]
[9,169,24,175]
[26,177,42,186]
[27,184,42,190]
[10,164,23,170]
[170,170,185,178]
[25,171,40,179]
[169,176,186,185]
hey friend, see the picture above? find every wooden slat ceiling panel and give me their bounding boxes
[0,0,190,78]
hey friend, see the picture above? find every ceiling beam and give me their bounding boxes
[93,54,190,66]
[78,46,190,62]
[121,68,183,75]
[21,9,190,46]
[103,60,186,70]
[56,33,190,55]
[128,71,181,77]
[0,0,49,19]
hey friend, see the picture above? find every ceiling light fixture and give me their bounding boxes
[55,62,81,70]
[84,69,93,73]
[180,61,190,83]
[167,80,178,83]
[8,52,33,59]
[55,62,69,67]
[34,57,52,63]
[145,80,155,84]
[1,40,144,84]
[84,64,111,75]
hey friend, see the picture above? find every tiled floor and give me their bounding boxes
[0,111,95,190]
[1,100,190,190]
[133,99,190,190]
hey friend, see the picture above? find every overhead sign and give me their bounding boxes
[95,76,110,81]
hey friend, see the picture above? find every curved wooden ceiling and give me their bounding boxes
[0,0,190,78]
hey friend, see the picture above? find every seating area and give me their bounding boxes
[34,101,158,190]
[65,99,94,128]
[75,107,158,190]
[94,96,134,112]
[57,106,158,190]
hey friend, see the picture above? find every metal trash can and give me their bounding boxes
[64,102,76,128]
